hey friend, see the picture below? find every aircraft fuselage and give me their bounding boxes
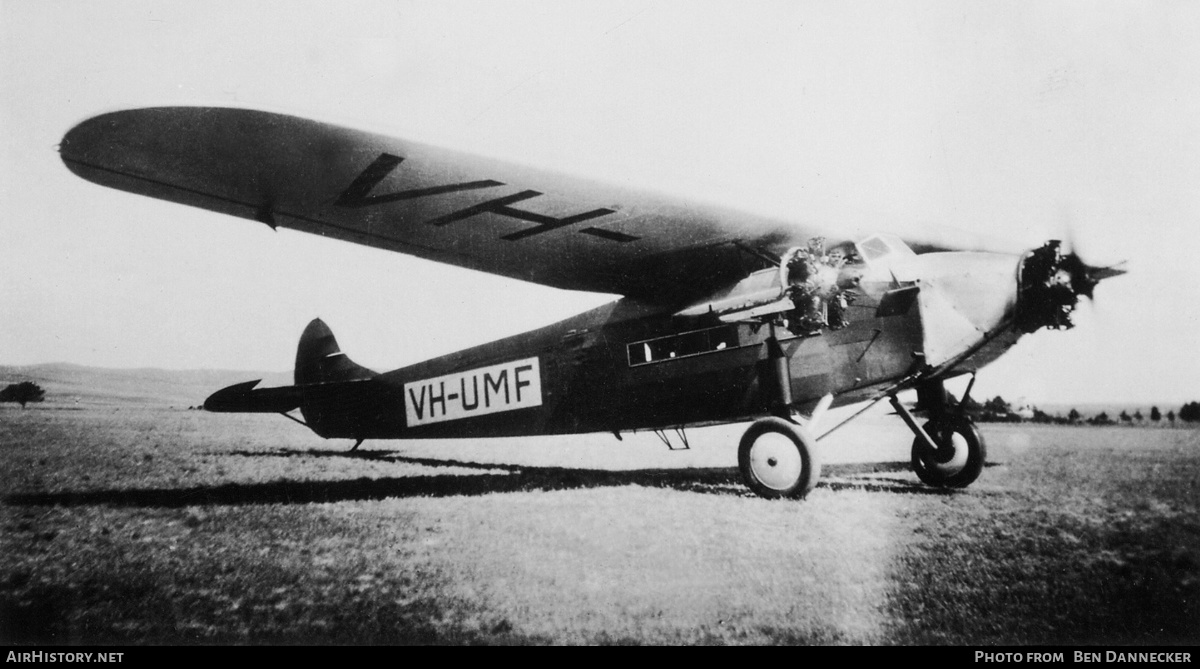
[298,276,925,440]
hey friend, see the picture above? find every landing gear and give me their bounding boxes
[738,417,821,499]
[910,417,986,488]
[892,378,987,489]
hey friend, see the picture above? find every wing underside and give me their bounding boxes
[60,107,830,300]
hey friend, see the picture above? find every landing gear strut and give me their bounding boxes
[893,379,987,489]
[738,417,821,499]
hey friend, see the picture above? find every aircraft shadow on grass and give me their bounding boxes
[5,451,956,509]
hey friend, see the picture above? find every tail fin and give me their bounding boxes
[294,318,378,385]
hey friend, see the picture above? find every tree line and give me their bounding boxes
[967,395,1200,426]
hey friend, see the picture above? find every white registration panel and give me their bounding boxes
[404,357,542,427]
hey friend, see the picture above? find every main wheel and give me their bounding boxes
[911,418,986,488]
[738,417,821,499]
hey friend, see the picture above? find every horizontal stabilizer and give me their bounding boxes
[203,379,302,413]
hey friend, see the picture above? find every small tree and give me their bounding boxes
[1119,410,1132,424]
[1181,402,1200,423]
[1031,407,1055,424]
[1133,409,1144,423]
[1068,408,1081,424]
[984,396,1011,414]
[1151,406,1161,423]
[979,396,1016,422]
[0,382,46,408]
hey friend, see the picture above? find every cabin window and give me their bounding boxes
[627,324,741,366]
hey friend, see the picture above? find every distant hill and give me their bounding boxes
[0,363,290,409]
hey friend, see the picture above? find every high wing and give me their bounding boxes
[61,107,837,301]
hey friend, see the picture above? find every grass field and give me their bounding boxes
[1,397,1198,645]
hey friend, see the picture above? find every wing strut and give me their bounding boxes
[814,373,922,443]
[278,411,308,427]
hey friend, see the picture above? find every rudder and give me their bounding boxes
[295,318,378,385]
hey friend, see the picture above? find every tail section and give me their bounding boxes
[294,318,378,385]
[205,318,379,417]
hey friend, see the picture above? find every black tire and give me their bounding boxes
[738,417,821,499]
[911,418,986,488]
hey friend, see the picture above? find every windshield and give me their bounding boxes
[856,234,916,268]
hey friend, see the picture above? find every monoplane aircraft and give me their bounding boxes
[60,107,1124,498]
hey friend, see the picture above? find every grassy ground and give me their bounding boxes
[1,403,1197,645]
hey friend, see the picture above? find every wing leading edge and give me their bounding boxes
[60,107,832,301]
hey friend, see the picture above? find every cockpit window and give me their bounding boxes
[859,236,892,262]
[856,234,916,266]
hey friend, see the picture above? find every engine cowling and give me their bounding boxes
[1016,241,1124,333]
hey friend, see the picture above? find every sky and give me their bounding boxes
[2,0,1199,406]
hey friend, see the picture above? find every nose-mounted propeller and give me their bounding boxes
[1016,240,1126,333]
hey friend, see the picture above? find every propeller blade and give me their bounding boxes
[1087,263,1128,282]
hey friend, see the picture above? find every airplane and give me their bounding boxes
[59,107,1125,499]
